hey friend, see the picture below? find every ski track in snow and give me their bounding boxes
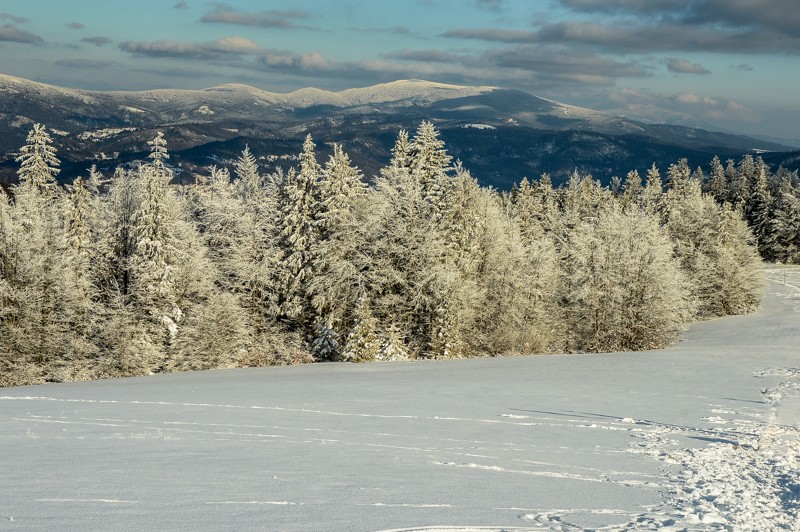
[1,275,799,530]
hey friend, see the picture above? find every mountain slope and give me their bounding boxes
[0,74,794,188]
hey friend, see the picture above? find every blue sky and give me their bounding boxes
[1,0,798,140]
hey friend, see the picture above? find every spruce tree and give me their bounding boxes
[765,176,800,263]
[309,144,369,327]
[410,121,452,220]
[15,123,60,194]
[234,144,263,206]
[342,297,381,362]
[640,163,663,214]
[746,159,773,257]
[275,135,322,325]
[706,155,727,204]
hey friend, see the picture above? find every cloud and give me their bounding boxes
[200,7,313,29]
[474,0,504,11]
[0,24,43,44]
[559,0,800,35]
[119,36,262,60]
[443,21,800,55]
[66,22,85,30]
[666,58,710,74]
[554,0,800,53]
[0,12,29,24]
[380,44,647,88]
[606,87,760,125]
[441,28,536,43]
[260,51,329,71]
[55,58,115,69]
[559,0,691,15]
[82,36,112,46]
[675,92,702,104]
[174,1,189,9]
[206,36,262,54]
[444,0,800,56]
[485,45,648,80]
[384,48,471,64]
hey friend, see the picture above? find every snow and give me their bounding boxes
[0,275,798,530]
[338,80,494,107]
[77,127,137,141]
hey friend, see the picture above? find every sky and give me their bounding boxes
[1,0,798,141]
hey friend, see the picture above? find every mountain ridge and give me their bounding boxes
[1,73,796,189]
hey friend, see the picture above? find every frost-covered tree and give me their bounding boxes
[63,176,95,298]
[234,144,263,206]
[366,160,448,357]
[706,155,727,204]
[342,297,381,362]
[621,169,642,208]
[128,162,180,323]
[311,319,341,361]
[274,135,322,325]
[308,144,370,327]
[0,125,85,384]
[663,181,762,316]
[731,154,756,209]
[410,121,452,219]
[640,163,663,213]
[478,184,562,354]
[388,129,413,171]
[110,133,218,371]
[746,160,773,256]
[15,123,60,194]
[562,207,693,352]
[765,176,800,263]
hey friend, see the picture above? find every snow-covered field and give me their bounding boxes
[1,274,798,531]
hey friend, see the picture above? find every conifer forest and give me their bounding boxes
[3,121,798,387]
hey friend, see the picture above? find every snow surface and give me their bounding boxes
[1,276,798,531]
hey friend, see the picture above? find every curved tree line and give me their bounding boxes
[1,122,766,386]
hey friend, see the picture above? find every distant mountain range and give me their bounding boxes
[1,73,798,189]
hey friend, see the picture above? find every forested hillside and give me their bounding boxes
[1,122,784,386]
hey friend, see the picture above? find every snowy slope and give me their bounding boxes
[338,80,495,107]
[1,272,798,530]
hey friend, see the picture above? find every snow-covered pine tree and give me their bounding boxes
[724,158,738,204]
[367,160,447,357]
[746,159,773,257]
[389,129,413,171]
[234,144,263,206]
[410,121,452,220]
[124,133,218,370]
[128,159,180,325]
[732,154,755,209]
[666,158,691,194]
[640,163,663,213]
[342,297,381,362]
[621,169,643,208]
[308,144,370,327]
[15,123,60,195]
[378,324,408,361]
[63,176,94,296]
[764,175,800,263]
[274,135,322,325]
[1,124,77,383]
[311,319,341,361]
[706,155,727,204]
